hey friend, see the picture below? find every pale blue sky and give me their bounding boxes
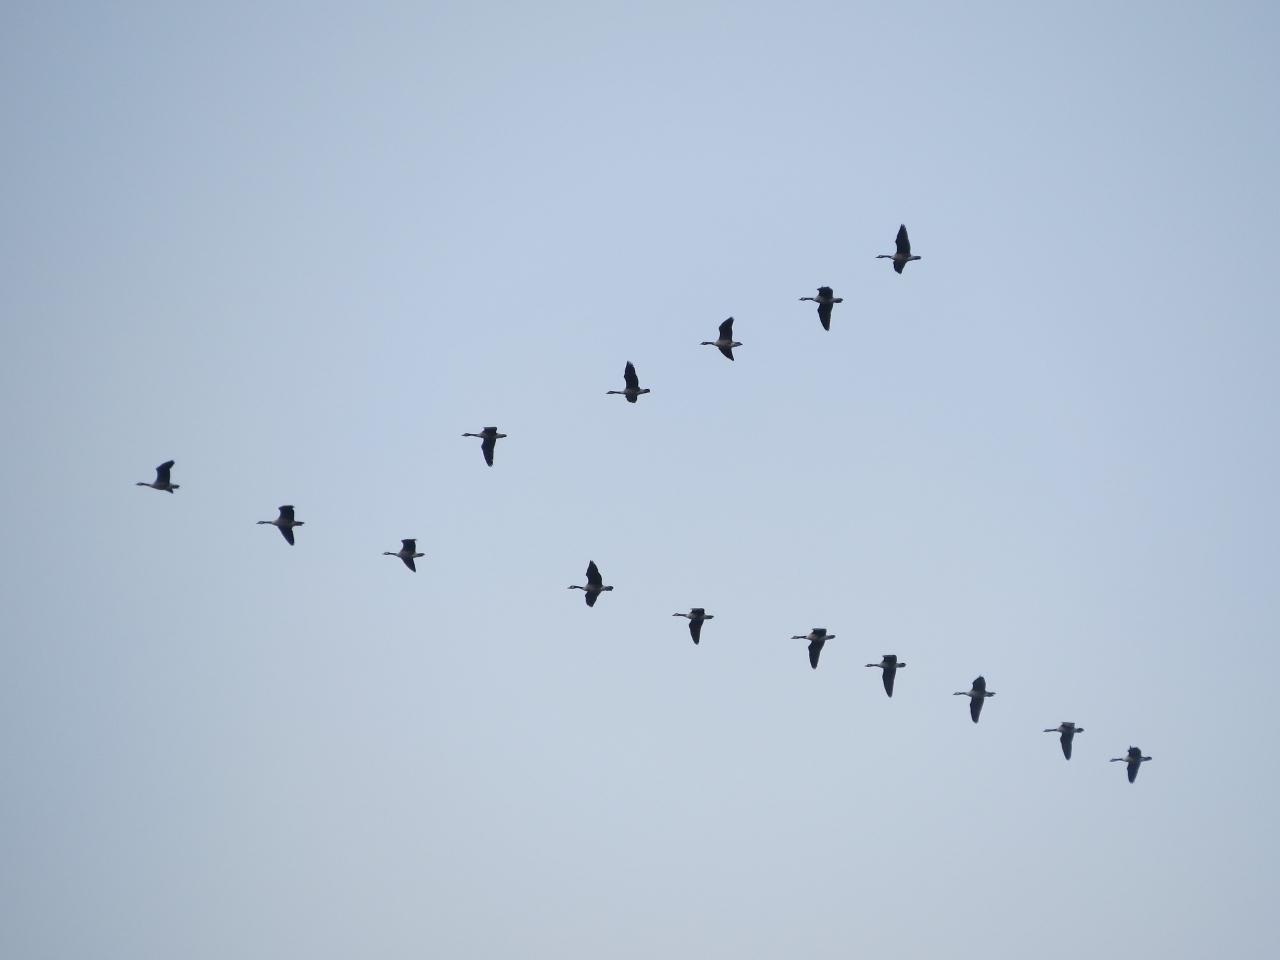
[2,2,1279,958]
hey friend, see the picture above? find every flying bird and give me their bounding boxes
[257,505,304,545]
[865,655,906,697]
[383,538,424,572]
[461,427,507,467]
[792,628,834,669]
[876,224,921,273]
[701,317,742,360]
[568,561,613,606]
[954,675,995,723]
[1110,746,1152,783]
[673,608,714,644]
[606,361,650,403]
[136,460,179,493]
[1044,722,1084,760]
[798,287,843,330]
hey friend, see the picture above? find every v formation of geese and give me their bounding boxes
[132,223,1153,782]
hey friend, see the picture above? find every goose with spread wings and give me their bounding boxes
[257,505,304,545]
[701,318,742,360]
[606,362,650,403]
[1044,722,1083,760]
[673,608,714,644]
[799,287,842,331]
[1111,746,1152,783]
[954,675,995,723]
[136,460,179,493]
[876,224,921,274]
[792,628,834,669]
[384,539,425,572]
[461,426,506,467]
[866,654,906,697]
[569,561,613,606]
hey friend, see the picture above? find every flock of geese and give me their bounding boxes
[134,224,1152,784]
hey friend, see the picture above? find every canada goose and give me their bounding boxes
[136,460,179,493]
[798,287,843,331]
[383,538,424,572]
[673,608,714,644]
[257,505,304,545]
[1044,722,1084,760]
[461,427,507,467]
[606,362,650,403]
[701,318,742,360]
[1110,746,1152,783]
[791,628,834,669]
[865,655,906,697]
[876,224,921,274]
[568,561,613,606]
[954,676,995,723]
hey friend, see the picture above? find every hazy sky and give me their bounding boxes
[2,2,1279,958]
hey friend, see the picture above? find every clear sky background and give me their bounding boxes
[2,2,1278,958]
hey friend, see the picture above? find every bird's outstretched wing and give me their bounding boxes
[689,619,703,644]
[882,666,896,697]
[481,436,496,466]
[1127,760,1140,783]
[817,302,832,330]
[972,676,987,693]
[817,286,833,298]
[156,461,174,484]
[1060,731,1074,760]
[895,224,911,257]
[586,561,602,586]
[280,525,295,546]
[402,539,416,551]
[718,344,735,360]
[893,259,905,274]
[808,637,826,669]
[718,317,734,339]
[970,696,983,723]
[623,362,639,390]
[584,590,597,607]
[279,505,296,523]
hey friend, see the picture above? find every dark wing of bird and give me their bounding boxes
[480,436,496,466]
[689,619,703,644]
[280,525,295,545]
[893,259,905,274]
[718,317,734,339]
[402,539,416,551]
[279,505,295,523]
[895,224,911,257]
[808,637,826,669]
[1060,730,1074,760]
[402,556,417,572]
[718,344,735,360]
[817,301,832,330]
[972,676,987,693]
[817,286,833,298]
[585,561,602,586]
[623,362,639,391]
[1127,760,1140,783]
[156,461,174,484]
[584,590,597,607]
[970,696,983,723]
[882,665,896,697]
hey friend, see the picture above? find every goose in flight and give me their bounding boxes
[569,561,613,606]
[1044,722,1083,760]
[798,287,842,331]
[461,427,507,467]
[673,608,714,644]
[136,460,179,493]
[954,676,995,723]
[876,224,921,273]
[1111,746,1152,783]
[257,505,304,545]
[792,628,834,669]
[606,361,650,403]
[384,538,424,572]
[701,317,742,360]
[865,655,906,697]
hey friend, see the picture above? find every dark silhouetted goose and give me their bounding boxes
[798,287,842,330]
[866,655,906,697]
[257,505,304,545]
[673,608,714,644]
[954,676,995,723]
[1044,722,1083,760]
[384,538,424,572]
[606,362,650,403]
[701,318,742,360]
[876,224,921,273]
[461,427,507,467]
[1111,746,1152,783]
[792,628,834,669]
[136,460,179,493]
[569,561,613,606]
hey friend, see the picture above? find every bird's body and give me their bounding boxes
[461,427,507,467]
[673,607,714,644]
[954,675,995,723]
[257,505,304,545]
[606,361,650,403]
[792,628,834,669]
[866,654,906,697]
[876,224,921,273]
[1111,746,1152,783]
[383,538,424,572]
[569,561,613,606]
[136,460,179,493]
[798,287,843,330]
[701,317,742,360]
[1044,722,1084,760]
